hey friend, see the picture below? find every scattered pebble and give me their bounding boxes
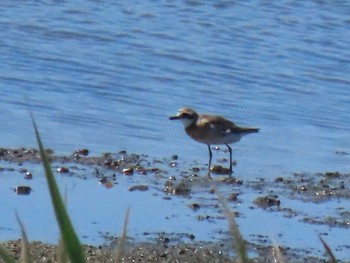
[324,171,340,177]
[254,195,281,208]
[24,172,33,180]
[99,177,108,184]
[169,162,177,167]
[219,177,243,185]
[75,149,89,156]
[191,167,200,173]
[274,177,284,182]
[164,181,190,196]
[190,203,201,211]
[123,168,134,175]
[227,193,239,202]
[210,165,230,175]
[57,167,69,173]
[14,186,32,195]
[19,168,27,173]
[128,185,149,192]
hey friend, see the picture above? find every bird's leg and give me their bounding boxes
[226,144,233,176]
[207,144,212,179]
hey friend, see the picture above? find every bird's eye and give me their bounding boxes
[181,113,192,119]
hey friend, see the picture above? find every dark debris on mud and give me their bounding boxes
[1,147,349,262]
[0,238,333,263]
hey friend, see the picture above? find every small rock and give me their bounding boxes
[228,193,239,201]
[191,167,200,173]
[164,181,174,187]
[57,167,69,173]
[254,195,281,208]
[75,149,89,156]
[135,166,147,175]
[150,168,160,173]
[275,177,284,182]
[14,186,32,195]
[99,177,108,184]
[324,171,340,177]
[299,185,307,191]
[123,168,134,175]
[128,185,149,192]
[169,162,177,167]
[219,177,243,185]
[210,165,230,175]
[190,203,201,211]
[24,172,33,180]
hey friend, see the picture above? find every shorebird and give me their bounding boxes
[169,107,259,178]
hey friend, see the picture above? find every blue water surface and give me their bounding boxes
[0,1,349,177]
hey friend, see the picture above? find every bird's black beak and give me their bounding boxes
[169,116,179,120]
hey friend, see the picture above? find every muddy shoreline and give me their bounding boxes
[1,239,332,263]
[1,147,349,262]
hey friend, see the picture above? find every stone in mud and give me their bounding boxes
[57,167,69,173]
[128,185,149,192]
[99,177,108,184]
[169,162,177,167]
[190,203,201,211]
[75,149,89,156]
[274,177,284,182]
[210,165,230,175]
[324,171,340,177]
[14,186,32,195]
[227,193,239,201]
[24,172,33,180]
[219,177,243,185]
[254,195,281,208]
[123,168,134,175]
[135,165,147,175]
[164,181,191,196]
[191,167,200,173]
[106,160,120,168]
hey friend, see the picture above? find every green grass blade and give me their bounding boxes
[114,208,130,263]
[57,237,68,263]
[31,115,86,263]
[319,235,337,263]
[217,192,250,263]
[15,212,31,263]
[271,239,285,263]
[0,246,18,263]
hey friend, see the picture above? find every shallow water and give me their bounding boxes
[1,1,349,175]
[1,155,350,260]
[1,0,350,260]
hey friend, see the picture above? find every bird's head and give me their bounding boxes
[169,107,199,128]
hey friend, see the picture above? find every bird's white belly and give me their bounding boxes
[195,131,243,145]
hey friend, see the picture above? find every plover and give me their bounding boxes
[169,107,259,178]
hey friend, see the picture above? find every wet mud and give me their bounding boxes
[1,147,349,262]
[0,239,331,263]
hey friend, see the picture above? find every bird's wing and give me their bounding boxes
[199,115,237,134]
[200,115,258,135]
